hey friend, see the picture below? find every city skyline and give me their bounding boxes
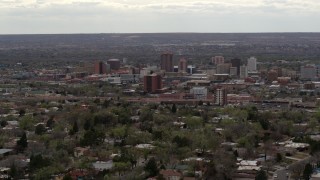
[1,0,320,34]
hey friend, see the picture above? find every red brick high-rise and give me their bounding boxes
[178,58,187,73]
[94,61,107,74]
[212,56,224,65]
[144,74,162,93]
[160,53,173,72]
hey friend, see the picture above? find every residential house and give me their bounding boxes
[92,160,113,171]
[74,147,90,158]
[159,169,183,180]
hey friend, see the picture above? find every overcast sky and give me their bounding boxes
[1,0,320,34]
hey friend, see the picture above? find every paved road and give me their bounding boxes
[274,169,290,180]
[274,156,312,180]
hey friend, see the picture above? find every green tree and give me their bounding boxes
[276,153,282,162]
[46,117,55,129]
[69,121,78,135]
[111,107,130,124]
[0,120,8,127]
[9,163,17,179]
[247,106,258,121]
[303,163,313,180]
[16,132,28,152]
[171,104,177,113]
[111,126,127,140]
[259,118,270,130]
[30,154,51,171]
[93,111,116,126]
[102,99,110,108]
[314,110,320,122]
[144,158,158,177]
[255,170,267,180]
[157,174,165,180]
[94,98,100,104]
[309,118,318,131]
[114,162,130,176]
[19,115,37,131]
[80,129,106,146]
[233,109,248,121]
[140,109,153,122]
[83,118,91,131]
[33,166,59,180]
[172,136,191,148]
[185,116,202,129]
[73,121,79,132]
[63,174,73,180]
[35,124,46,135]
[19,109,26,117]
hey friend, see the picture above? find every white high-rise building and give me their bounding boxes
[215,88,227,106]
[240,66,248,79]
[247,57,257,72]
[216,63,231,74]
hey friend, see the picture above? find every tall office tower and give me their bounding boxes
[187,65,196,74]
[301,64,317,80]
[160,53,173,72]
[240,65,248,79]
[212,56,225,65]
[107,59,121,70]
[94,61,107,74]
[105,63,111,74]
[215,88,227,106]
[247,57,257,72]
[143,74,162,93]
[179,58,187,73]
[230,58,241,75]
[230,67,238,77]
[216,63,231,74]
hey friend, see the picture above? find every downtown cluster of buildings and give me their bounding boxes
[4,53,320,108]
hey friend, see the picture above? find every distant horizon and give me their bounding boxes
[1,32,320,36]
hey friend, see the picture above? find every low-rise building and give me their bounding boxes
[92,160,113,171]
[159,169,183,180]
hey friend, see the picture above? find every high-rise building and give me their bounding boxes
[94,61,107,74]
[240,66,248,79]
[105,63,111,74]
[143,74,162,93]
[179,58,187,73]
[187,65,196,74]
[216,63,231,74]
[230,67,238,77]
[247,57,257,72]
[160,53,173,72]
[215,88,227,106]
[107,59,121,70]
[173,66,179,72]
[230,58,241,75]
[212,56,225,65]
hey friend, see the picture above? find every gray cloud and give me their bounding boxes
[0,0,319,33]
